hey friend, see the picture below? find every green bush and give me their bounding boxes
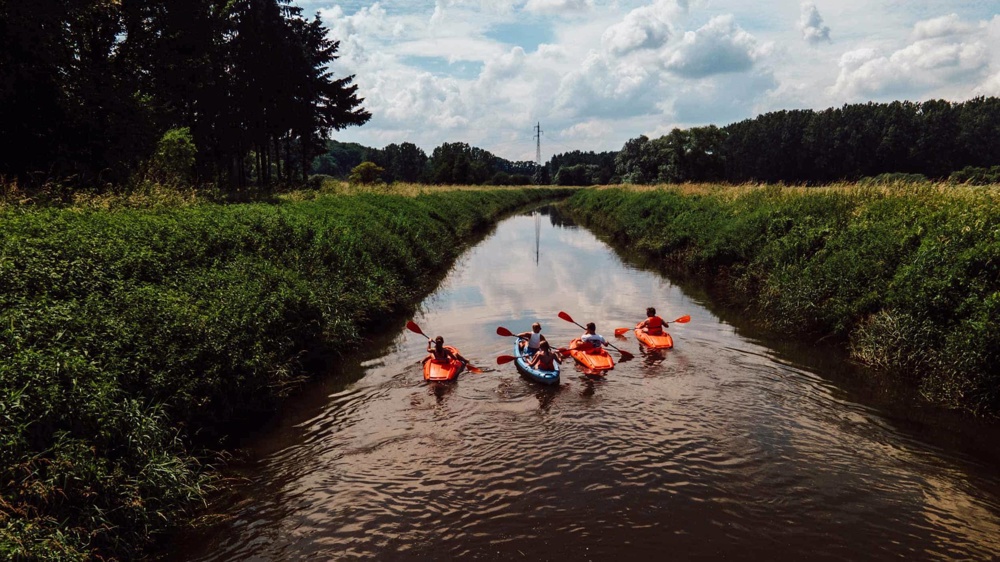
[858,172,929,186]
[566,185,1000,417]
[0,188,570,560]
[148,127,197,186]
[348,161,384,185]
[949,165,1000,185]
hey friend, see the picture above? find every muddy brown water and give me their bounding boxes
[170,207,1000,561]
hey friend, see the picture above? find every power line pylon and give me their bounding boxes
[534,122,543,167]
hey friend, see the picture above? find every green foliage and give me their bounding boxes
[554,164,599,186]
[1,0,369,189]
[428,142,494,184]
[0,188,569,560]
[547,150,616,184]
[949,166,1000,185]
[367,142,429,183]
[349,161,385,185]
[613,98,1000,185]
[567,185,1000,417]
[148,127,197,186]
[858,172,929,186]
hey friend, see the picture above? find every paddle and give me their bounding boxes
[496,355,519,365]
[613,315,691,336]
[557,311,634,360]
[496,326,516,338]
[405,320,483,373]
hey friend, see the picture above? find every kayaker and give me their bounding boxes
[637,307,668,336]
[526,341,561,371]
[427,336,466,364]
[581,322,609,350]
[516,322,547,356]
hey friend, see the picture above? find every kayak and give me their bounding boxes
[513,338,560,385]
[423,345,465,382]
[634,324,674,350]
[565,338,614,373]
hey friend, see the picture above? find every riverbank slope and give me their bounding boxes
[565,184,999,418]
[0,187,571,560]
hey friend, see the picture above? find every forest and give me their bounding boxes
[4,0,998,193]
[0,0,369,190]
[308,98,1000,189]
[618,97,1000,185]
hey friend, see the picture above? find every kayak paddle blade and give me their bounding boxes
[405,321,426,338]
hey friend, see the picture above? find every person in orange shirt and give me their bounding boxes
[637,307,668,335]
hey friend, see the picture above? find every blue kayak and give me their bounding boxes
[514,338,560,385]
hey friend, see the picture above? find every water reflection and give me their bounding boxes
[171,206,1000,562]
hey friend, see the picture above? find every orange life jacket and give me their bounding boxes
[647,316,664,335]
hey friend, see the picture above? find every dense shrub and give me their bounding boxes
[949,165,1000,185]
[566,185,1000,417]
[348,161,384,185]
[858,172,929,186]
[0,188,569,560]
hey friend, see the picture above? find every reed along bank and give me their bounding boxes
[0,188,571,561]
[565,184,1000,418]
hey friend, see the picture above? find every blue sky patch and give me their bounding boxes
[485,21,554,52]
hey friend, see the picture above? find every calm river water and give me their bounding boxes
[171,207,1000,561]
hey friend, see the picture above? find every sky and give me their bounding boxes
[296,0,1000,163]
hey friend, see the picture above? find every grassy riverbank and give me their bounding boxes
[0,187,570,561]
[565,183,1000,418]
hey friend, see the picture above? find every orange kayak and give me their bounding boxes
[634,325,674,350]
[423,345,465,381]
[566,338,614,373]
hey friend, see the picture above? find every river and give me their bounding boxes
[171,206,1000,561]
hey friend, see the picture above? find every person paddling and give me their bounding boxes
[526,341,561,371]
[516,322,547,356]
[581,322,609,351]
[637,307,668,336]
[427,336,466,364]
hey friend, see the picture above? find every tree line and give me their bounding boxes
[615,97,1000,185]
[313,98,1000,189]
[0,0,369,189]
[311,140,617,186]
[312,140,539,185]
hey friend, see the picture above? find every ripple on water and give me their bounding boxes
[176,211,1000,562]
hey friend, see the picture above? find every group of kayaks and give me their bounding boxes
[408,311,691,385]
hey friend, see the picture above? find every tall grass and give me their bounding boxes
[566,183,1000,417]
[0,188,570,560]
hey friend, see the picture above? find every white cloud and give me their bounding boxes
[913,13,974,40]
[670,70,779,125]
[601,0,685,56]
[975,72,1000,96]
[553,51,661,119]
[523,0,593,15]
[560,120,614,140]
[831,14,991,99]
[310,1,1000,160]
[799,2,830,44]
[663,15,763,78]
